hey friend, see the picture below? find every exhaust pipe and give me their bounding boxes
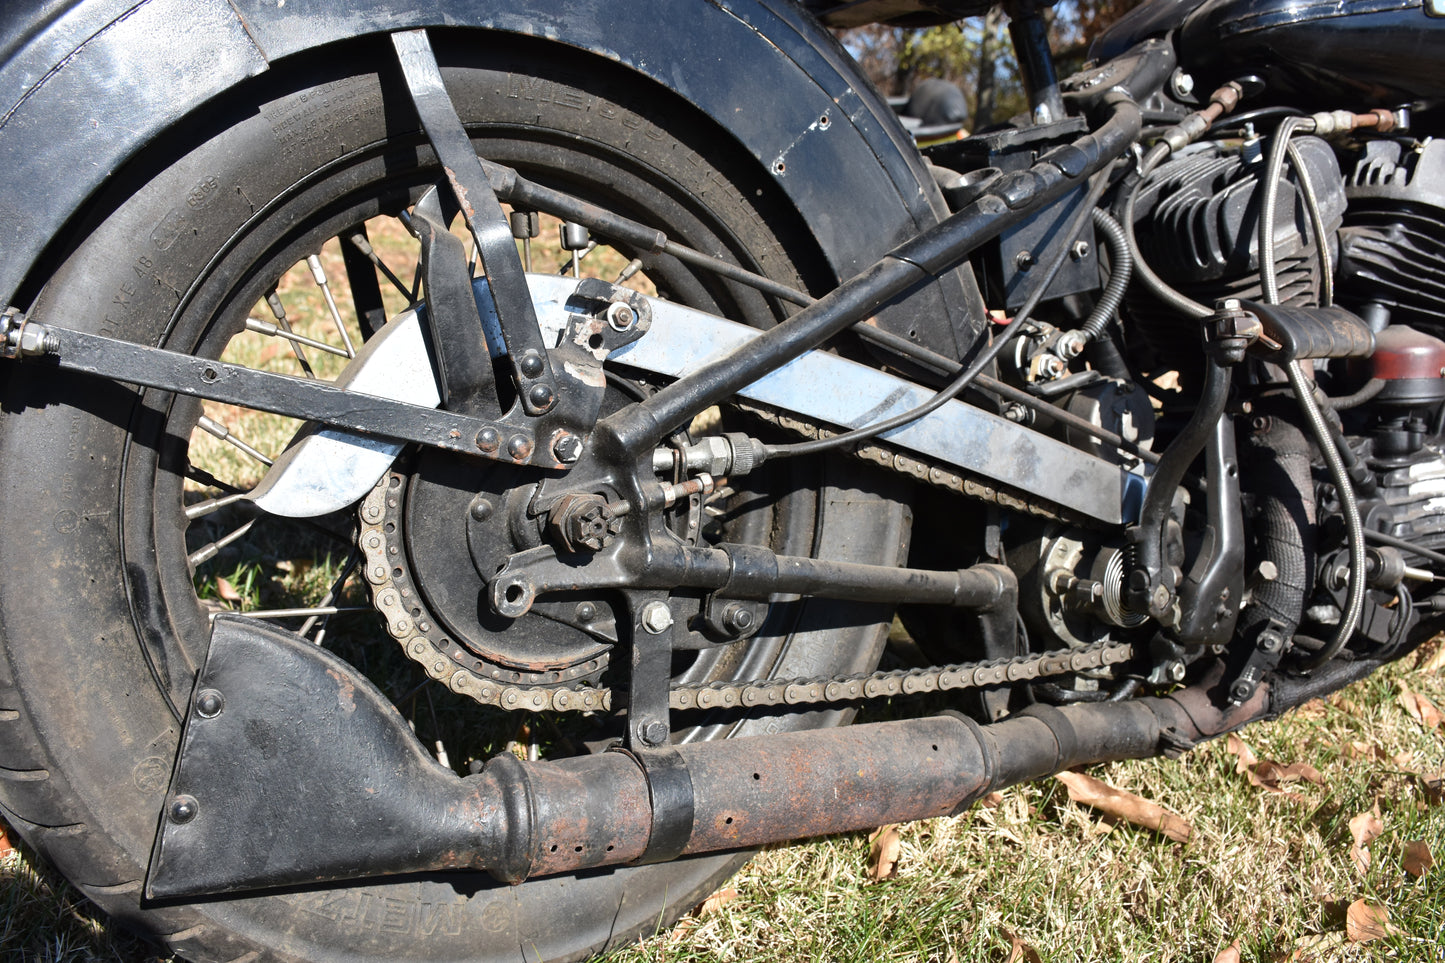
[146,616,1379,898]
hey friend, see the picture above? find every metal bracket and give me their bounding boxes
[627,592,679,750]
[393,27,561,415]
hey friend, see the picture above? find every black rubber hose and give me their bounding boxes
[1238,403,1316,649]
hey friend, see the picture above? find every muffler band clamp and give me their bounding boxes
[609,746,695,864]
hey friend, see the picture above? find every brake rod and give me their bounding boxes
[7,322,542,464]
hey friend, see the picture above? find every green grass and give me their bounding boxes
[4,642,1442,962]
[9,191,1443,963]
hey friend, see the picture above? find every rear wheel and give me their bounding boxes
[0,37,907,962]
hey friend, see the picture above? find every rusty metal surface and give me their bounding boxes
[148,612,1376,898]
[678,717,990,853]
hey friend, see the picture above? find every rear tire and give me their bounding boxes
[0,36,908,962]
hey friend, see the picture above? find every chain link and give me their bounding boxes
[732,401,1073,523]
[358,403,1128,714]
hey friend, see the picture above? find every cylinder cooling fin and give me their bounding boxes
[1339,139,1445,331]
[1123,136,1346,366]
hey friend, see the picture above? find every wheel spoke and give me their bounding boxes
[264,289,318,378]
[616,258,643,283]
[306,254,357,358]
[185,490,249,520]
[188,518,256,568]
[299,547,362,638]
[217,605,369,621]
[339,226,390,337]
[244,316,350,357]
[197,415,273,467]
[346,231,415,305]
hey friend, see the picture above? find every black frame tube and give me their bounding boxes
[602,95,1144,456]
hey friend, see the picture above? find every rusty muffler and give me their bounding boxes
[145,616,1375,898]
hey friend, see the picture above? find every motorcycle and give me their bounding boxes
[1,0,1442,958]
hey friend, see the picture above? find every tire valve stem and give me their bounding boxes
[510,210,540,272]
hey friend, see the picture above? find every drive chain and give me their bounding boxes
[730,401,1073,523]
[359,400,1123,715]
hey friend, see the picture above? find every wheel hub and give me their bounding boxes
[360,453,614,697]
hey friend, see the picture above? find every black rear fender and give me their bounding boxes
[0,0,984,356]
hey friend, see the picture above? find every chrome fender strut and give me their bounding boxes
[252,273,1145,524]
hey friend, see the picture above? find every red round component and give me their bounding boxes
[1371,325,1445,381]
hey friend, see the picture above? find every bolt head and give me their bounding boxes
[527,383,555,411]
[1015,250,1035,271]
[1169,660,1187,682]
[1230,681,1252,701]
[469,496,494,522]
[641,601,673,634]
[575,601,598,623]
[552,432,583,464]
[640,721,669,747]
[722,603,754,633]
[518,351,545,378]
[1070,240,1091,260]
[169,794,199,824]
[194,689,224,719]
[476,427,501,453]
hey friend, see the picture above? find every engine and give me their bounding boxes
[936,120,1445,684]
[1122,128,1445,650]
[1125,134,1346,369]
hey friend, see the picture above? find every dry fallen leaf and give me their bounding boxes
[667,917,699,942]
[1213,941,1242,963]
[696,887,738,917]
[1421,773,1444,807]
[867,824,902,881]
[1343,740,1382,761]
[0,818,13,857]
[1283,932,1347,960]
[1349,811,1385,874]
[1398,682,1444,731]
[1055,770,1192,843]
[999,926,1043,963]
[1254,760,1325,787]
[1403,840,1434,878]
[979,791,1005,809]
[1345,900,1395,942]
[1226,736,1322,800]
[215,577,242,602]
[1416,638,1445,674]
[1227,733,1259,773]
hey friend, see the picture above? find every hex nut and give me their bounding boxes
[606,302,636,332]
[641,601,673,634]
